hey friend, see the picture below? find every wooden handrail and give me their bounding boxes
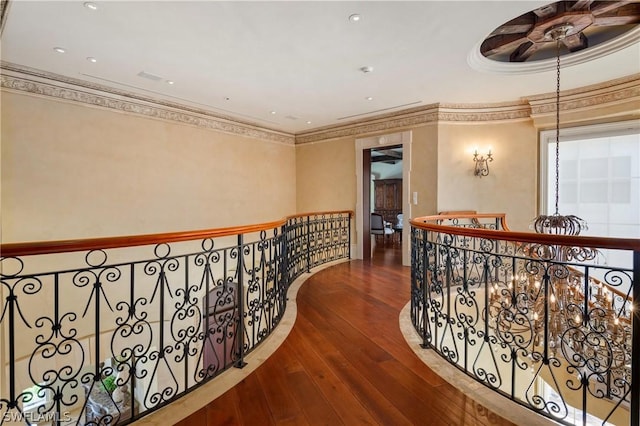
[415,212,636,306]
[0,210,354,257]
[412,214,640,252]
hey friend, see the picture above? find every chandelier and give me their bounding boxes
[530,23,592,242]
[488,23,632,412]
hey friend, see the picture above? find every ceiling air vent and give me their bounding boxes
[137,71,163,81]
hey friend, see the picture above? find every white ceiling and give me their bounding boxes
[2,1,639,134]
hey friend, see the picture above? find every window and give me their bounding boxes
[540,120,640,269]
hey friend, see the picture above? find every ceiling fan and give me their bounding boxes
[481,1,640,62]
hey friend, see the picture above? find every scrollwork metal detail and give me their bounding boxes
[411,214,637,426]
[2,212,351,425]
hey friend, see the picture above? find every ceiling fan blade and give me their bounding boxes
[562,32,589,52]
[510,41,544,62]
[481,33,529,58]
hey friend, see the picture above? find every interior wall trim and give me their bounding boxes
[527,73,640,118]
[2,60,637,147]
[296,104,439,145]
[437,101,532,124]
[295,101,532,144]
[0,62,296,145]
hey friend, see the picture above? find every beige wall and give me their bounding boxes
[1,90,296,406]
[409,124,439,219]
[2,78,638,243]
[295,120,535,235]
[1,91,296,243]
[295,136,356,214]
[294,128,437,220]
[437,121,538,231]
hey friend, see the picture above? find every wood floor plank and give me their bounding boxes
[289,313,411,425]
[284,331,379,426]
[172,406,207,426]
[234,374,277,425]
[204,391,242,425]
[172,246,517,426]
[255,351,306,423]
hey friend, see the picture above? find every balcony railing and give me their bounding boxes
[410,213,639,426]
[0,211,351,425]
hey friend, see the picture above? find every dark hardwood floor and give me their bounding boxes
[175,245,517,426]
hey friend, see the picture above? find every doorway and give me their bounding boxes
[355,131,412,265]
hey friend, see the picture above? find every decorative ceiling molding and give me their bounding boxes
[527,73,640,117]
[437,101,531,124]
[0,62,295,145]
[295,101,531,144]
[2,61,638,147]
[469,26,640,76]
[295,104,439,145]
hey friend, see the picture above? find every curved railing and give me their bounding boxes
[0,211,351,425]
[410,213,639,426]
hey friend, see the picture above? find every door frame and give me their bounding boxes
[355,131,412,265]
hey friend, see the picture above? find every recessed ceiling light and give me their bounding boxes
[270,111,277,115]
[53,47,66,53]
[366,96,374,101]
[84,2,98,10]
[306,121,312,124]
[86,57,97,63]
[166,80,174,85]
[348,14,361,22]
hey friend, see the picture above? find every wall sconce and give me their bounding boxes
[473,149,493,177]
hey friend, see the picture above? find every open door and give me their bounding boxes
[363,148,372,260]
[355,131,411,265]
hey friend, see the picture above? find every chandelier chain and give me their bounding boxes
[555,39,561,215]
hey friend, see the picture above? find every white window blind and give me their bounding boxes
[540,120,640,269]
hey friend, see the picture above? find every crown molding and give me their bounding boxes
[295,104,439,145]
[0,62,296,145]
[3,61,637,146]
[295,101,531,144]
[438,101,531,124]
[527,73,640,117]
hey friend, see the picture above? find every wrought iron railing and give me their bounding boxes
[0,211,351,425]
[410,213,639,426]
